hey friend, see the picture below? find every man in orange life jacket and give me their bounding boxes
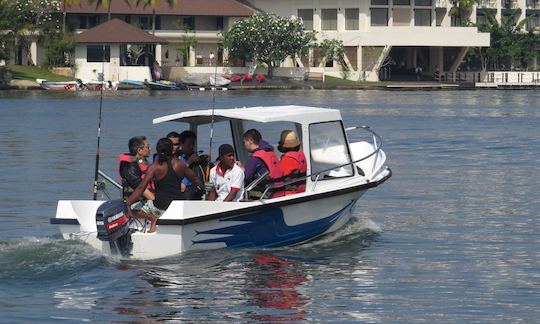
[118,136,155,221]
[242,129,283,198]
[277,130,307,195]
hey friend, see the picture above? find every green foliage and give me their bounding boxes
[177,27,197,66]
[222,13,316,70]
[42,32,77,68]
[465,11,540,70]
[319,39,349,76]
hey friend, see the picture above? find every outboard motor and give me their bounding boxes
[96,199,133,257]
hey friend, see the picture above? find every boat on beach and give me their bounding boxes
[50,106,391,260]
[37,79,118,91]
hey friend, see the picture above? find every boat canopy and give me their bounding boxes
[153,105,342,126]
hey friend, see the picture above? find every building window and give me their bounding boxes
[217,16,224,30]
[371,8,388,26]
[394,0,411,5]
[345,8,359,30]
[297,9,314,30]
[78,15,99,29]
[414,0,432,6]
[414,9,431,26]
[139,16,152,29]
[183,16,195,30]
[309,121,354,180]
[87,45,110,63]
[371,0,389,5]
[321,9,338,30]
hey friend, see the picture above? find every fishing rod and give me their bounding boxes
[205,48,219,181]
[92,44,106,200]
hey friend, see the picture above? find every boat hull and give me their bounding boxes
[53,189,365,260]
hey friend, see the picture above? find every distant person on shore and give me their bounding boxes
[207,144,244,202]
[415,66,423,81]
[127,138,202,233]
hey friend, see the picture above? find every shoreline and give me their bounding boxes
[2,79,539,91]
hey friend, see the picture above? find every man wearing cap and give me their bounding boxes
[208,144,245,202]
[278,130,307,194]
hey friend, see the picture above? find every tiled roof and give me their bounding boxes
[64,0,255,16]
[77,18,167,43]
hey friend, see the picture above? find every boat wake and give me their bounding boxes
[0,236,105,285]
[294,216,382,251]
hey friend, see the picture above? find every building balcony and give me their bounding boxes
[435,0,449,8]
[526,0,540,9]
[501,0,520,9]
[477,0,498,9]
[322,27,490,47]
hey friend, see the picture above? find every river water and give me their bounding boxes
[0,89,539,322]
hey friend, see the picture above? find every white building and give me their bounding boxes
[245,0,491,81]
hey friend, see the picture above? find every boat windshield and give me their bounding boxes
[309,121,354,180]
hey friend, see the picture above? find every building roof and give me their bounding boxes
[77,18,167,44]
[153,106,342,125]
[63,0,255,16]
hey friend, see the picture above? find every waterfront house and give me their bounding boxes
[75,18,167,82]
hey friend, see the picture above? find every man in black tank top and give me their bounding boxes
[127,138,202,233]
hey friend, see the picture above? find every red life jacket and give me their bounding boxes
[281,151,307,194]
[282,151,307,174]
[252,149,283,180]
[117,153,154,192]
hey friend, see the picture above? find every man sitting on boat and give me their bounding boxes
[207,144,245,202]
[126,138,203,233]
[277,130,307,195]
[242,129,283,199]
[118,136,156,228]
[178,130,207,200]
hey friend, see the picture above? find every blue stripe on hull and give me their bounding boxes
[191,200,355,248]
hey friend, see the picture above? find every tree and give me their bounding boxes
[222,13,316,76]
[319,39,349,77]
[465,10,538,71]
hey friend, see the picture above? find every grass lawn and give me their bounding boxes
[1,65,75,82]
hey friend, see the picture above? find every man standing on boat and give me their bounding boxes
[208,144,244,202]
[242,129,283,198]
[118,136,156,226]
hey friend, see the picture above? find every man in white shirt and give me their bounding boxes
[208,144,244,202]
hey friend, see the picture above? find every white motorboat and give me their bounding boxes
[51,106,391,260]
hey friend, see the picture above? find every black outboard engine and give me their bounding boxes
[96,199,133,257]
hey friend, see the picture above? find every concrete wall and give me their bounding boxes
[74,44,151,82]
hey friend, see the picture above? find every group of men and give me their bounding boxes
[119,128,307,232]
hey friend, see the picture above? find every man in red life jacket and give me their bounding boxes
[118,136,156,224]
[242,129,283,199]
[277,130,307,195]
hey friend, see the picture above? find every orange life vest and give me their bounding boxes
[281,151,307,194]
[252,149,283,180]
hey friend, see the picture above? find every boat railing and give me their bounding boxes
[98,126,384,202]
[259,126,384,200]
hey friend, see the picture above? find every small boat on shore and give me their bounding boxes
[145,80,186,90]
[51,106,391,260]
[37,79,118,91]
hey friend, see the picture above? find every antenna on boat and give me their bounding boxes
[92,44,106,200]
[205,47,219,181]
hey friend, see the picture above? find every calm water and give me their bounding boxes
[0,89,539,322]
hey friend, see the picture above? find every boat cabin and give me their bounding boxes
[153,105,359,197]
